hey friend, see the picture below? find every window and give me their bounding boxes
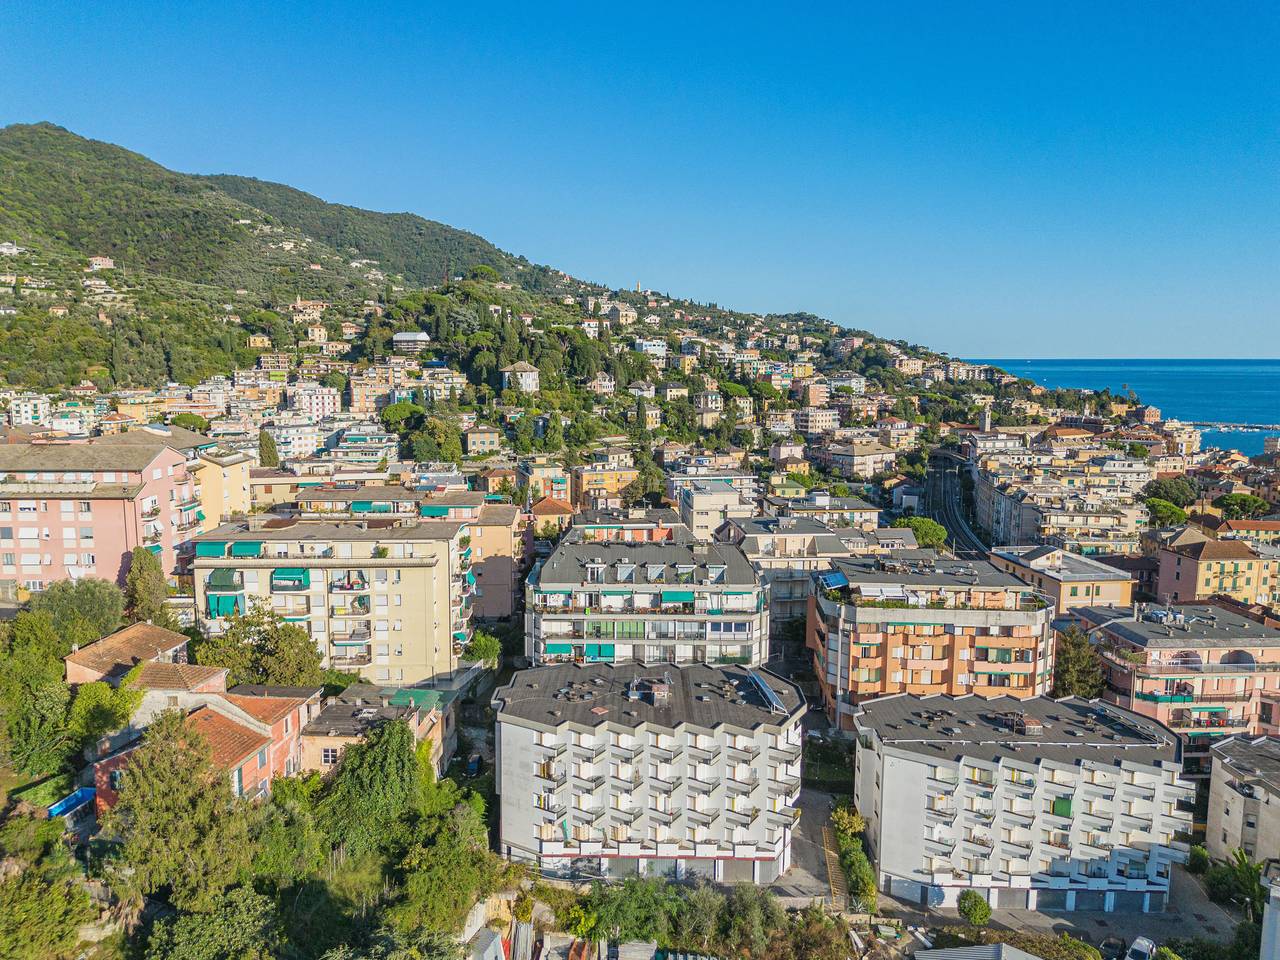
[322,747,340,766]
[258,747,268,769]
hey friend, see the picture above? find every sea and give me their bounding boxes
[971,358,1280,456]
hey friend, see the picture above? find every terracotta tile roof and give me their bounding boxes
[1223,519,1280,532]
[64,622,190,677]
[225,694,306,725]
[1172,539,1260,561]
[185,706,271,769]
[531,496,574,516]
[135,662,227,692]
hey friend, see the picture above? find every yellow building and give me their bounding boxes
[192,448,253,529]
[571,463,640,509]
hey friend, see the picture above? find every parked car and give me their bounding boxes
[1099,936,1126,960]
[1125,937,1156,960]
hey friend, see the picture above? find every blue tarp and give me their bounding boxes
[817,571,849,589]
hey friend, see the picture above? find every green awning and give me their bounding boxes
[272,568,310,588]
[661,590,696,603]
[1052,797,1073,818]
[229,541,262,557]
[545,643,573,655]
[452,630,468,642]
[465,571,476,586]
[369,503,393,513]
[350,501,373,512]
[206,568,240,591]
[208,594,242,617]
[195,510,206,521]
[419,504,450,518]
[146,544,162,556]
[1190,705,1228,712]
[602,590,633,596]
[195,541,226,558]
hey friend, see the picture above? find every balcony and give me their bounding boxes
[174,496,200,511]
[650,775,678,794]
[926,806,957,825]
[535,768,568,789]
[534,741,567,759]
[726,742,761,762]
[927,774,960,793]
[330,599,371,618]
[177,516,203,533]
[609,806,642,824]
[571,741,607,762]
[610,743,642,761]
[724,806,760,827]
[141,506,161,521]
[686,743,718,762]
[143,530,164,545]
[686,774,716,793]
[571,772,606,792]
[687,808,720,826]
[329,574,370,593]
[924,835,957,854]
[534,803,567,820]
[649,807,682,825]
[651,744,683,763]
[726,772,759,794]
[770,741,803,762]
[609,770,643,790]
[330,649,371,668]
[1002,777,1036,796]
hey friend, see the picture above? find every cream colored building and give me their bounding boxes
[192,515,475,686]
[192,448,253,528]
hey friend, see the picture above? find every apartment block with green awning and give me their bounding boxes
[229,541,263,558]
[205,568,242,592]
[271,568,311,591]
[661,590,696,603]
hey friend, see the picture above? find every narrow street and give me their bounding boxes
[926,453,990,558]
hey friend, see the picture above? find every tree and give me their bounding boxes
[317,719,419,859]
[958,889,992,927]
[461,629,501,668]
[0,862,94,960]
[124,546,176,628]
[170,412,210,433]
[1052,626,1104,698]
[1187,844,1209,874]
[103,709,251,912]
[1228,848,1267,922]
[28,577,124,643]
[1147,497,1188,527]
[720,884,786,957]
[258,429,280,468]
[892,515,948,549]
[1141,477,1198,508]
[194,602,323,687]
[65,664,143,754]
[143,887,280,960]
[1213,494,1270,521]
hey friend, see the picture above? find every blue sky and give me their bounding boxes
[3,2,1277,357]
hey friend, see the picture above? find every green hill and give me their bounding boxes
[202,173,519,286]
[0,122,520,290]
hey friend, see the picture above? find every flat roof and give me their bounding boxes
[1076,604,1280,649]
[194,517,465,544]
[493,662,804,733]
[854,694,1179,767]
[829,553,1029,590]
[992,546,1133,582]
[1211,737,1280,797]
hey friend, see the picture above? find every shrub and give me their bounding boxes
[1204,864,1237,903]
[1187,845,1209,875]
[957,889,992,927]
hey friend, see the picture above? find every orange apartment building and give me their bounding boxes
[569,462,639,509]
[1077,602,1280,778]
[989,544,1134,616]
[807,554,1055,731]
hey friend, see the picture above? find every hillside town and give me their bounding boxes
[4,235,1280,960]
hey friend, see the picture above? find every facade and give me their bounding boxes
[1079,603,1280,778]
[990,545,1134,615]
[1206,736,1280,862]
[500,361,541,394]
[465,426,503,455]
[676,480,754,541]
[853,694,1194,912]
[808,554,1056,731]
[715,516,858,630]
[570,463,640,509]
[762,490,880,529]
[1156,539,1275,606]
[526,532,768,666]
[300,682,457,776]
[493,662,804,882]
[469,503,527,620]
[192,514,475,686]
[64,622,190,686]
[0,440,193,586]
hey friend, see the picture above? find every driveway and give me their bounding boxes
[771,787,836,902]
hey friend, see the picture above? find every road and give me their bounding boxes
[925,452,990,559]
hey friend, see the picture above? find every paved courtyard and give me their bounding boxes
[877,868,1241,947]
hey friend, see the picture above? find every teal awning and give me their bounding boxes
[602,590,632,596]
[545,643,573,655]
[229,541,262,557]
[145,544,162,556]
[465,570,476,586]
[661,590,696,603]
[1191,705,1227,712]
[420,504,450,517]
[207,594,242,617]
[350,500,373,512]
[194,509,206,521]
[206,568,240,591]
[332,637,368,646]
[195,540,225,558]
[452,630,468,642]
[271,567,310,586]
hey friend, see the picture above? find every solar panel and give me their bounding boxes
[746,669,788,716]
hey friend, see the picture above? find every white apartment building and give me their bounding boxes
[288,382,343,420]
[8,393,51,426]
[264,419,324,460]
[493,662,805,882]
[676,480,754,541]
[854,695,1194,913]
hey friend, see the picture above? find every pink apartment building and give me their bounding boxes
[1077,602,1280,779]
[0,440,197,587]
